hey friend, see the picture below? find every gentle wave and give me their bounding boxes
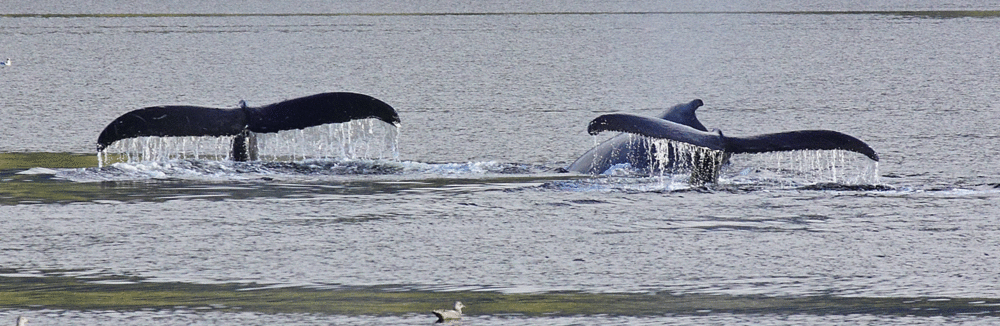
[3,10,999,18]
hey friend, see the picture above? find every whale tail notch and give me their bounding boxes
[96,92,401,153]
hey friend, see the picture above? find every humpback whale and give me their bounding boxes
[568,99,878,184]
[96,92,401,161]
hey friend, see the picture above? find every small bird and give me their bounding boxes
[431,301,464,322]
[15,316,27,326]
[0,58,10,66]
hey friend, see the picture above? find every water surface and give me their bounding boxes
[2,2,1000,325]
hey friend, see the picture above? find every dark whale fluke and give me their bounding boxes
[569,99,878,184]
[587,113,879,161]
[96,92,401,159]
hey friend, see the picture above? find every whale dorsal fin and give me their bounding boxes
[656,99,707,131]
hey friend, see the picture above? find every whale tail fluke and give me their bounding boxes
[586,112,878,161]
[96,92,400,153]
[724,130,879,161]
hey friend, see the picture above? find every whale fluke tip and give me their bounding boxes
[724,129,880,162]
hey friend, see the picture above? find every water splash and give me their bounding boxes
[98,120,399,167]
[647,139,727,173]
[255,119,399,161]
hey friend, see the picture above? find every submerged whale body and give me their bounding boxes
[568,99,879,184]
[96,92,401,161]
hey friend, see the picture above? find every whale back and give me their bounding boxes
[567,99,711,175]
[565,133,653,174]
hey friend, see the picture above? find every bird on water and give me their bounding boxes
[432,301,464,322]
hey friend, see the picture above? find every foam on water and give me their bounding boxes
[58,159,545,183]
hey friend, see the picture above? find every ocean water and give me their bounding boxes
[2,1,1000,325]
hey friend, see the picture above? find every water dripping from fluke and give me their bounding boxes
[94,92,402,167]
[97,120,401,168]
[724,150,883,188]
[552,140,886,193]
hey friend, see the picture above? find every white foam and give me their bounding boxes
[16,167,59,175]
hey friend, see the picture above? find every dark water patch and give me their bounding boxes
[797,183,896,191]
[759,10,1000,18]
[1,275,998,317]
[0,176,375,205]
[568,199,609,205]
[275,216,384,226]
[540,176,893,195]
[884,10,1000,19]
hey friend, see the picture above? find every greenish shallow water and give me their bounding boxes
[2,274,998,317]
